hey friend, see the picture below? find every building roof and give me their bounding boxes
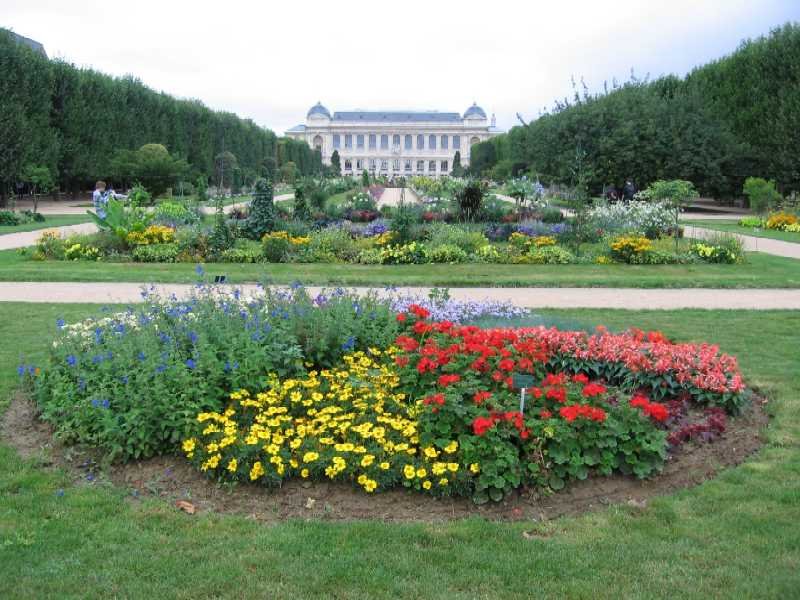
[332,111,462,123]
[1,28,47,57]
[463,103,487,119]
[286,124,306,133]
[307,102,331,119]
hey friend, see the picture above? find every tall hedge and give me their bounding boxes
[473,23,800,197]
[0,30,322,199]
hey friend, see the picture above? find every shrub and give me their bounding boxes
[609,235,653,263]
[391,205,419,244]
[426,223,489,254]
[0,210,22,225]
[527,245,576,264]
[307,226,358,262]
[262,233,292,262]
[426,244,469,263]
[765,211,798,230]
[379,242,426,264]
[126,225,176,246]
[34,230,67,260]
[456,180,486,221]
[63,242,101,261]
[587,201,674,238]
[743,177,782,214]
[153,201,199,227]
[246,178,276,239]
[219,240,263,263]
[540,207,564,223]
[738,216,765,228]
[132,243,181,263]
[690,233,744,264]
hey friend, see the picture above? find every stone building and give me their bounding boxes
[285,102,502,176]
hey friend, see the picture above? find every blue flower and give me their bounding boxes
[195,264,205,276]
[185,359,196,370]
[341,336,356,351]
[114,323,126,334]
[188,331,198,344]
[17,365,25,377]
[91,398,110,409]
[120,375,129,385]
[137,351,146,361]
[92,354,104,364]
[56,318,65,328]
[78,378,86,391]
[55,489,65,497]
[66,355,77,367]
[156,364,167,374]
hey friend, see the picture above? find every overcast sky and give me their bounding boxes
[4,0,799,135]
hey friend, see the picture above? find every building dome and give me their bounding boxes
[307,102,331,119]
[463,103,487,119]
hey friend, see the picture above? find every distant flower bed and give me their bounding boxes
[23,286,750,504]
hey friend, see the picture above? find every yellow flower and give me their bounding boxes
[469,463,480,474]
[303,451,319,463]
[403,465,416,480]
[182,438,196,453]
[361,455,375,467]
[443,440,458,454]
[446,463,459,472]
[423,446,439,459]
[416,467,427,478]
[227,458,238,473]
[422,480,432,490]
[249,461,265,480]
[438,478,449,486]
[363,479,378,492]
[301,468,310,478]
[379,461,390,470]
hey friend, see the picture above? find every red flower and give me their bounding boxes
[542,373,567,386]
[437,374,461,387]
[394,335,418,352]
[498,358,515,372]
[546,386,567,403]
[644,403,669,422]
[472,416,496,436]
[473,391,492,405]
[395,356,409,367]
[581,382,607,398]
[531,387,543,399]
[413,321,432,335]
[539,410,552,419]
[396,313,407,323]
[423,393,445,406]
[572,373,589,384]
[408,304,430,319]
[630,395,649,408]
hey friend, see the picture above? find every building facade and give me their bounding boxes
[285,102,502,177]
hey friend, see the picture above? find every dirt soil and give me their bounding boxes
[3,392,769,524]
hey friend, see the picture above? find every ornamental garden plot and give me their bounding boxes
[20,285,753,506]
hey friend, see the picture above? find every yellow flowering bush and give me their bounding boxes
[784,222,800,233]
[262,230,311,246]
[126,225,176,245]
[766,211,798,230]
[533,236,556,248]
[609,235,653,263]
[64,243,101,261]
[184,350,472,495]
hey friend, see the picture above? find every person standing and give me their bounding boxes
[92,181,126,216]
[622,179,636,202]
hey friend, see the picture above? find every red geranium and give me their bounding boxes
[582,382,607,398]
[437,374,460,387]
[473,391,492,404]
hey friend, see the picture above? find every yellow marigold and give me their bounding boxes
[469,463,480,474]
[303,451,319,463]
[227,458,238,473]
[379,461,390,470]
[422,480,432,490]
[416,467,427,478]
[182,438,196,453]
[249,461,265,481]
[438,478,449,486]
[443,440,458,454]
[403,465,416,480]
[361,455,375,467]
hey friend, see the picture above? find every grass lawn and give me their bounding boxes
[0,214,92,235]
[684,219,800,243]
[0,304,797,598]
[1,249,798,288]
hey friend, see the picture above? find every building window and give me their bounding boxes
[453,135,460,149]
[356,134,364,149]
[345,134,352,149]
[429,160,436,172]
[369,159,376,171]
[356,159,364,170]
[470,136,480,146]
[441,160,448,173]
[441,135,448,150]
[392,134,400,148]
[404,135,412,150]
[344,159,352,171]
[380,134,389,150]
[333,134,340,149]
[417,134,424,149]
[428,135,436,150]
[393,159,400,171]
[369,134,376,149]
[380,160,388,171]
[404,160,412,172]
[416,160,424,172]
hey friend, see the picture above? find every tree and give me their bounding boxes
[195,175,208,203]
[451,151,463,177]
[361,169,370,187]
[110,143,188,198]
[214,150,239,190]
[742,177,782,214]
[506,177,534,212]
[293,178,312,221]
[646,179,699,251]
[22,164,54,213]
[279,161,299,184]
[246,177,275,239]
[330,150,341,174]
[208,193,233,256]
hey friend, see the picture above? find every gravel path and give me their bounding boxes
[0,223,99,251]
[1,282,799,309]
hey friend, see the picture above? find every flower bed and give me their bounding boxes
[25,289,751,505]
